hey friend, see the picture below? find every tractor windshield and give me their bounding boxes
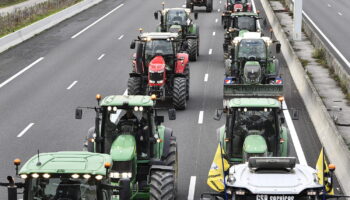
[26,177,100,200]
[144,39,174,68]
[234,16,256,31]
[166,9,188,25]
[238,39,266,59]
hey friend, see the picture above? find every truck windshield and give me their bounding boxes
[238,39,266,59]
[166,9,187,25]
[27,177,97,200]
[234,16,256,31]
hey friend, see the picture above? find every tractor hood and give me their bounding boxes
[169,24,182,33]
[110,135,136,161]
[149,56,166,72]
[243,134,267,154]
[227,163,322,194]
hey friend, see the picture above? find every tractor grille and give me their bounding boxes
[112,161,132,172]
[149,72,164,83]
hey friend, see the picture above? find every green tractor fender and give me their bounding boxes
[279,126,289,156]
[154,126,174,160]
[267,58,279,75]
[110,134,136,161]
[238,30,249,37]
[187,24,199,38]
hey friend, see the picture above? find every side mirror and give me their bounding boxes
[75,108,83,119]
[280,117,285,124]
[168,109,176,120]
[194,12,198,20]
[155,116,164,125]
[154,12,158,20]
[213,109,223,121]
[276,43,281,54]
[130,40,136,49]
[291,109,299,120]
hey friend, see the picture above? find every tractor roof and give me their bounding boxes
[231,12,258,17]
[163,8,191,15]
[100,95,154,107]
[233,32,272,44]
[140,32,179,40]
[228,98,281,108]
[19,151,112,175]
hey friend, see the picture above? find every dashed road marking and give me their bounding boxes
[209,49,213,55]
[204,73,209,82]
[118,34,124,40]
[212,31,216,36]
[219,0,222,3]
[0,57,44,89]
[182,4,186,7]
[198,111,204,124]
[187,176,196,200]
[71,4,124,39]
[338,12,342,16]
[98,54,105,60]
[218,8,220,12]
[67,81,78,90]
[17,123,34,138]
[251,0,261,29]
[327,4,331,7]
[215,18,218,23]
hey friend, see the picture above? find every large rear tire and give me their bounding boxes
[127,77,142,95]
[187,39,198,61]
[164,137,178,196]
[172,77,187,110]
[206,0,213,12]
[150,170,176,200]
[184,68,190,100]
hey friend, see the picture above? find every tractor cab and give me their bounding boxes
[0,152,130,200]
[217,98,288,163]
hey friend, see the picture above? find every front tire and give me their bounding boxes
[127,76,142,95]
[172,77,187,110]
[187,39,198,61]
[150,171,176,200]
[164,137,178,196]
[184,68,190,100]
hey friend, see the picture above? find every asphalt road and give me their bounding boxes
[0,0,341,198]
[303,0,350,73]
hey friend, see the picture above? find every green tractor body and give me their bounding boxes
[222,12,260,58]
[77,95,178,199]
[186,0,213,12]
[0,151,131,200]
[154,8,200,61]
[216,98,289,164]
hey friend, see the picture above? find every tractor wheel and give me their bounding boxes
[184,68,190,100]
[206,0,213,12]
[172,77,187,110]
[187,39,198,61]
[164,137,178,196]
[127,77,142,95]
[150,170,176,200]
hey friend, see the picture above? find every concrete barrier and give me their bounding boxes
[261,0,350,195]
[0,0,103,53]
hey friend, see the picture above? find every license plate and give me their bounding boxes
[256,195,295,200]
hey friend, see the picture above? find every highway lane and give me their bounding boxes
[302,0,350,72]
[0,0,341,198]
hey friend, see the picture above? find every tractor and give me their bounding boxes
[76,94,178,199]
[224,0,252,13]
[224,32,281,84]
[186,0,213,12]
[128,32,189,110]
[0,151,130,200]
[222,12,261,58]
[154,7,200,61]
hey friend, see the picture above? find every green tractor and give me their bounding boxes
[76,94,178,199]
[0,151,131,200]
[186,0,213,12]
[215,96,289,164]
[223,12,261,58]
[224,32,281,84]
[154,7,199,61]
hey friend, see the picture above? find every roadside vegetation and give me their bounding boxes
[0,0,81,37]
[0,0,27,8]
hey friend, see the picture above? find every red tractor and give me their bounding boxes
[225,0,252,12]
[128,32,190,110]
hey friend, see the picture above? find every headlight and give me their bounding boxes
[110,172,120,179]
[149,80,155,83]
[235,189,245,195]
[20,174,28,179]
[43,173,51,179]
[121,172,132,179]
[31,173,39,178]
[71,174,79,179]
[95,175,103,180]
[307,190,317,196]
[157,80,164,84]
[83,174,91,179]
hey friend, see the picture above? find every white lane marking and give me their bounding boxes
[220,0,222,3]
[198,111,204,124]
[71,4,124,39]
[182,4,186,7]
[338,12,342,16]
[215,18,218,23]
[0,57,44,89]
[327,4,331,7]
[17,123,34,138]
[118,34,124,40]
[187,176,196,200]
[209,49,213,55]
[251,0,261,29]
[218,8,220,12]
[204,73,209,82]
[110,89,128,122]
[212,31,216,36]
[292,0,350,69]
[283,101,307,165]
[67,81,78,90]
[98,54,105,60]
